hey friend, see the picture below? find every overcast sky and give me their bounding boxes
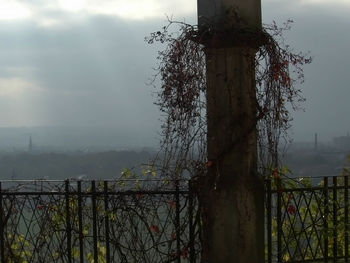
[0,0,349,144]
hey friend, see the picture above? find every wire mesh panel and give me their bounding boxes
[2,192,68,262]
[0,180,201,263]
[266,176,350,263]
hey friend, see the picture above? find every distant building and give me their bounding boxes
[28,135,33,152]
[314,133,318,151]
[333,133,350,151]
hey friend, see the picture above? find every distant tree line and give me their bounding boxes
[0,150,153,180]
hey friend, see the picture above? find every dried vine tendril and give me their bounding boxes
[146,18,312,179]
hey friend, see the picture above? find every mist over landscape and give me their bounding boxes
[0,126,158,151]
[0,0,349,179]
[1,2,350,262]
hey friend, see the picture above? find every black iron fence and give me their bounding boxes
[0,179,201,263]
[2,175,349,263]
[266,175,350,263]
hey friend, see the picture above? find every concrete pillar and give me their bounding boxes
[197,0,264,262]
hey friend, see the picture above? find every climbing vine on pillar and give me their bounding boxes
[146,18,312,179]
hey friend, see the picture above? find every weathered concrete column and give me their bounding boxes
[198,0,264,262]
[198,0,261,29]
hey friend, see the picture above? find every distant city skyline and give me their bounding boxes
[0,126,159,151]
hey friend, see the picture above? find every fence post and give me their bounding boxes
[65,180,72,263]
[333,176,338,263]
[324,176,329,263]
[104,181,111,263]
[267,179,272,263]
[0,182,4,263]
[91,181,98,263]
[277,185,282,263]
[175,180,181,263]
[188,180,195,263]
[77,181,84,263]
[345,175,349,263]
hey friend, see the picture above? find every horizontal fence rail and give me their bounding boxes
[266,175,350,263]
[0,179,201,263]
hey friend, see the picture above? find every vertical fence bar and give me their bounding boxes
[333,176,338,263]
[345,175,349,263]
[277,187,282,263]
[175,180,181,263]
[65,180,72,263]
[188,181,195,263]
[0,182,4,263]
[267,179,272,263]
[91,181,98,263]
[324,177,329,263]
[77,181,84,263]
[104,181,111,263]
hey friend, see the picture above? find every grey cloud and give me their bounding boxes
[262,1,350,141]
[0,1,349,145]
[0,15,164,140]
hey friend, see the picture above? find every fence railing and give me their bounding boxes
[266,175,350,263]
[0,179,201,263]
[2,175,349,263]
